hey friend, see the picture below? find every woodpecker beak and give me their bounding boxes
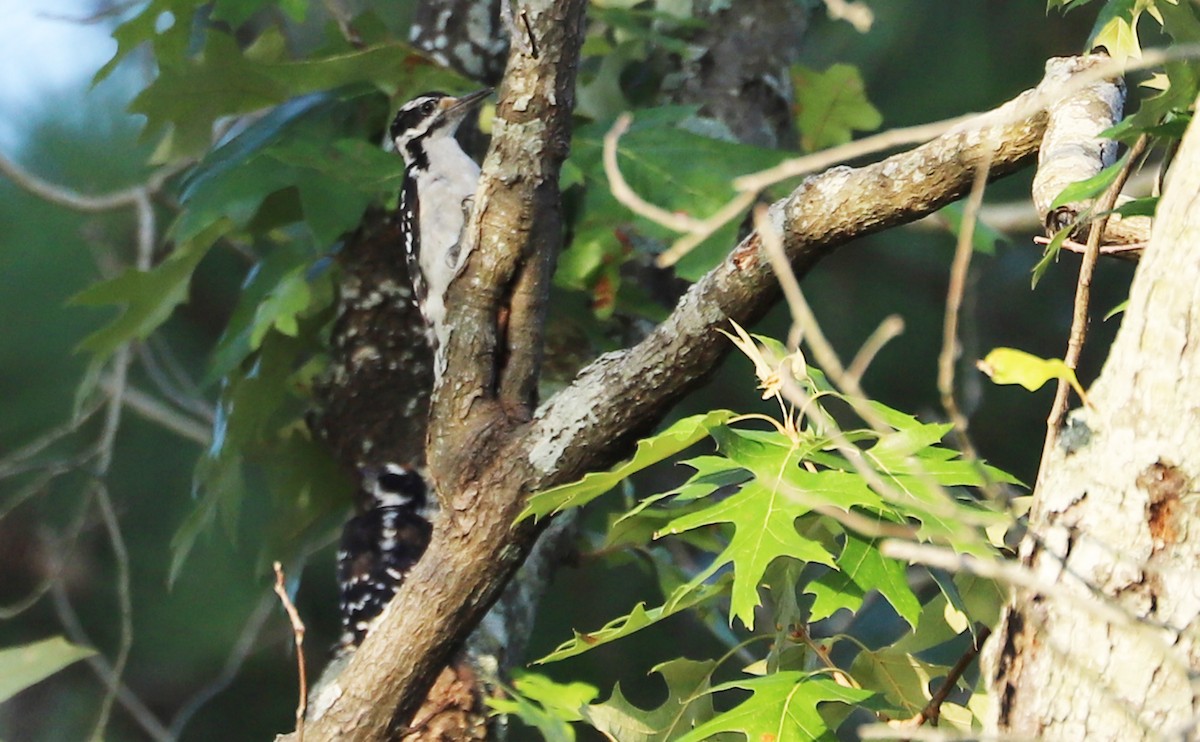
[440,88,492,119]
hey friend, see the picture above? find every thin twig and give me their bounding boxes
[1032,234,1145,258]
[604,114,704,233]
[90,483,134,742]
[1036,135,1148,483]
[735,46,1186,196]
[892,627,991,728]
[880,540,1184,659]
[753,204,809,352]
[791,623,860,689]
[938,153,992,460]
[51,582,172,742]
[846,316,905,388]
[0,150,186,213]
[138,340,215,421]
[0,399,104,480]
[273,562,308,742]
[102,377,212,445]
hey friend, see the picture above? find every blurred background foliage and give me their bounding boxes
[0,0,1139,739]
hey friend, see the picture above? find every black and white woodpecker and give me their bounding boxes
[336,463,433,653]
[390,88,491,352]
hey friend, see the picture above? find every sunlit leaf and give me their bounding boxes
[584,659,718,742]
[662,476,835,629]
[977,347,1087,402]
[519,410,735,521]
[535,577,731,664]
[0,638,96,703]
[675,674,873,742]
[488,671,599,742]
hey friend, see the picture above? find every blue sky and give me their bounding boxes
[0,0,120,148]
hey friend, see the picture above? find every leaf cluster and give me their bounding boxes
[513,326,1017,739]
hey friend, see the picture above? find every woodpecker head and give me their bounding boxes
[358,463,426,509]
[389,88,491,167]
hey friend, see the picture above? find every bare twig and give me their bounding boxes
[102,378,212,445]
[1036,135,1148,482]
[273,562,308,742]
[846,316,905,388]
[51,582,172,742]
[604,114,705,233]
[1032,234,1145,258]
[880,540,1183,659]
[89,483,134,742]
[937,153,991,460]
[0,150,186,213]
[0,399,104,480]
[892,627,991,728]
[753,204,809,351]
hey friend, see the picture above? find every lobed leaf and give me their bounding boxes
[583,659,719,742]
[675,673,873,742]
[519,410,735,521]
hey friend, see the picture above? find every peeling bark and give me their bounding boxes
[987,95,1200,739]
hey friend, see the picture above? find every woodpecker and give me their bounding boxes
[335,463,434,653]
[391,88,491,351]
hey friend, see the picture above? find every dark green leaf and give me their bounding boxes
[1032,224,1071,288]
[792,63,882,152]
[70,222,223,360]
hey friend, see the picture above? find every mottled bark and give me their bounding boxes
[987,95,1200,739]
[663,0,808,149]
[311,209,432,472]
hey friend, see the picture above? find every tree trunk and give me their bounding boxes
[987,94,1200,738]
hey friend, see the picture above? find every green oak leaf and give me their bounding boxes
[675,674,873,742]
[583,659,720,742]
[792,63,882,152]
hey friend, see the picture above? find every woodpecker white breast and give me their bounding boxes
[390,89,490,351]
[335,463,433,653]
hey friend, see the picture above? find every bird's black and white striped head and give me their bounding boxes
[359,462,426,510]
[389,89,491,170]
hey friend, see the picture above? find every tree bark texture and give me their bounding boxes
[285,45,1114,741]
[987,94,1200,739]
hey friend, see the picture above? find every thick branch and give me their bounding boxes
[288,55,1099,742]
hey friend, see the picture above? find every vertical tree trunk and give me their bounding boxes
[987,95,1200,738]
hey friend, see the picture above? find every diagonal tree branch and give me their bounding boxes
[288,53,1105,741]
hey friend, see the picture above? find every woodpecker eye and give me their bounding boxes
[378,471,413,495]
[421,100,436,114]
